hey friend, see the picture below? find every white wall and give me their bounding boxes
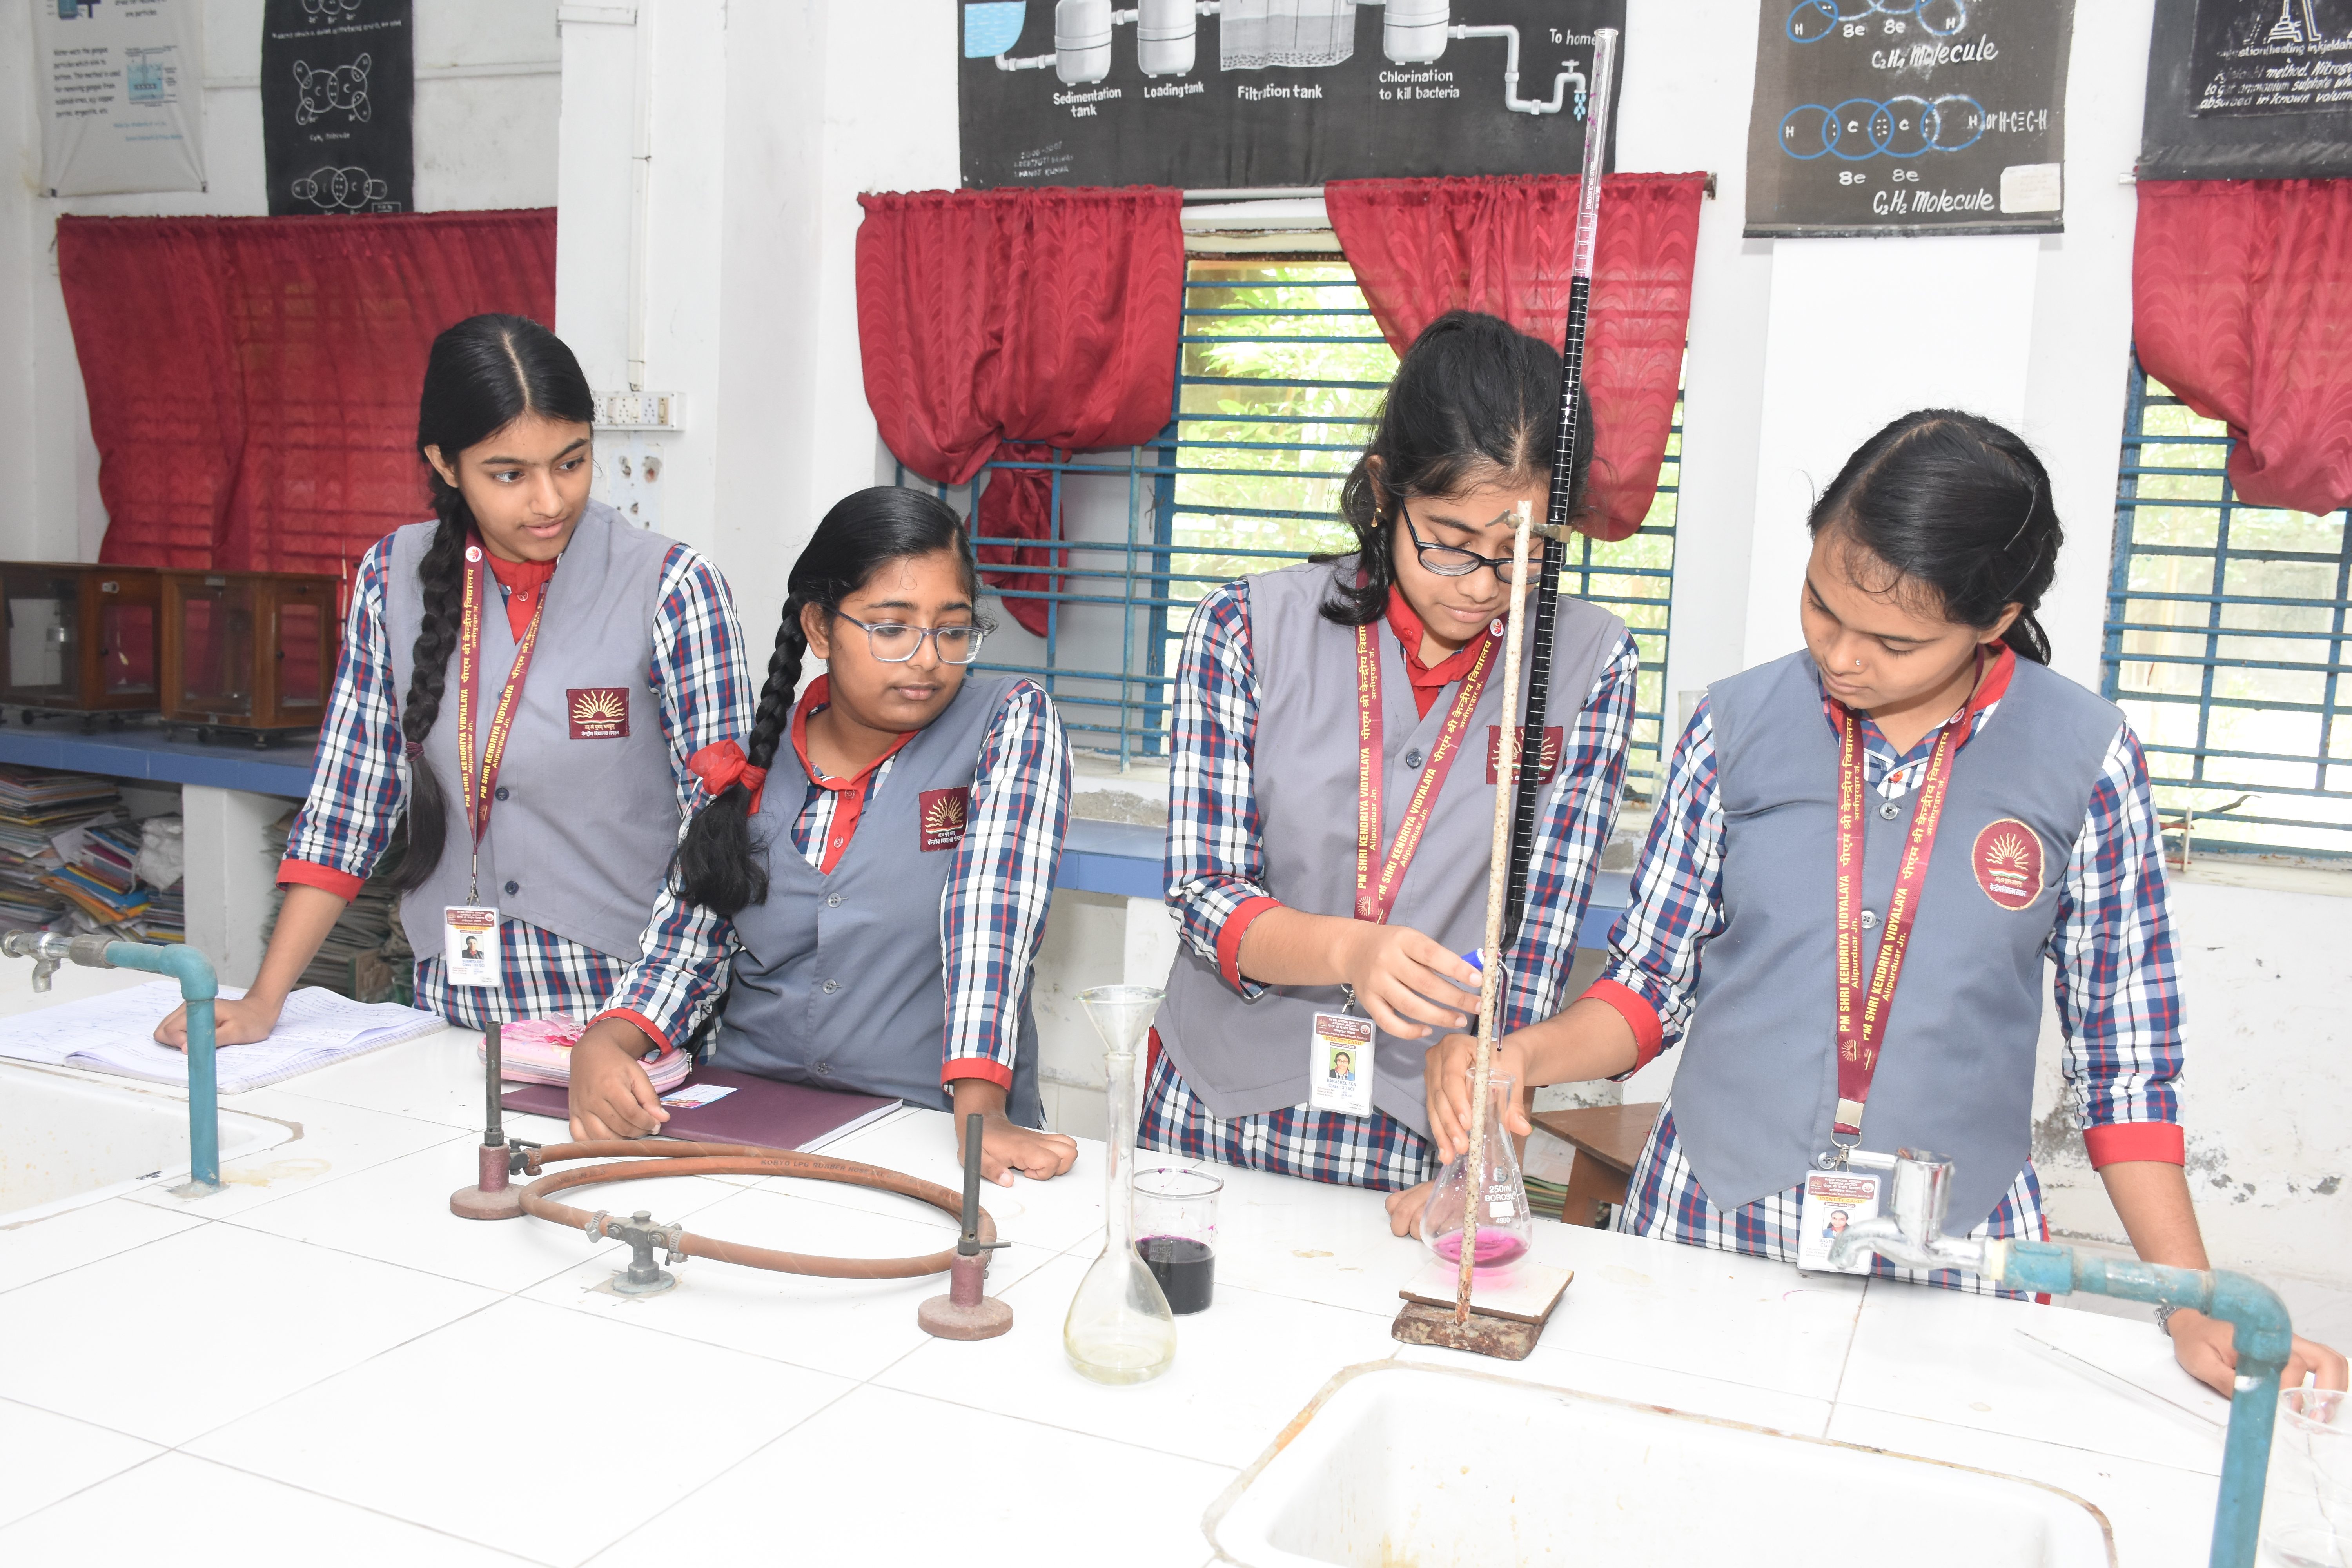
[0,0,562,567]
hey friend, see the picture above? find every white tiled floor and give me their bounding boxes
[0,1031,2300,1565]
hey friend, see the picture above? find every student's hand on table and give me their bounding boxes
[2167,1309,2349,1398]
[960,1112,1079,1187]
[1332,922,1482,1040]
[568,1022,669,1141]
[154,991,285,1050]
[1385,1180,1432,1238]
[1423,1030,1532,1164]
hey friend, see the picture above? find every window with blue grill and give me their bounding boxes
[898,255,1682,798]
[2106,361,2352,858]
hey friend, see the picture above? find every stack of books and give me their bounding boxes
[42,820,152,928]
[0,766,127,932]
[263,811,413,1004]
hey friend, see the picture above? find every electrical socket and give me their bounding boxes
[593,391,685,430]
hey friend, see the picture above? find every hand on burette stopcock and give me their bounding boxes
[1332,920,1483,1041]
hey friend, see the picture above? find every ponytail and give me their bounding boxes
[388,313,593,894]
[670,486,981,917]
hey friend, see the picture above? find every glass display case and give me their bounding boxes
[159,570,339,742]
[0,563,161,724]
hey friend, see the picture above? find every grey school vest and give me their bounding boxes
[384,502,686,970]
[1669,651,2125,1230]
[710,673,1050,1125]
[1156,557,1626,1136]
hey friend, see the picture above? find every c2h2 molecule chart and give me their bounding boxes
[1787,0,1967,42]
[1779,94,1986,159]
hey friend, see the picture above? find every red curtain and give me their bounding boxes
[2134,180,2352,518]
[56,210,557,573]
[1325,173,1707,542]
[856,188,1185,635]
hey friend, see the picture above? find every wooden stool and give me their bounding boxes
[1528,1103,1662,1229]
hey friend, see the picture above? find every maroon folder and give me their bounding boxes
[500,1065,900,1152]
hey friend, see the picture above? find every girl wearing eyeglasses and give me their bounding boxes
[570,486,1080,1187]
[1146,310,1639,1215]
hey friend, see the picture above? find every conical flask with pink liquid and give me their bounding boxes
[1417,1068,1535,1273]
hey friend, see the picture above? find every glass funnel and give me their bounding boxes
[1418,1069,1534,1274]
[1063,985,1177,1385]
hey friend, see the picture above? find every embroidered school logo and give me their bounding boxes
[919,788,970,852]
[1971,818,2045,910]
[1485,726,1563,786]
[566,687,630,740]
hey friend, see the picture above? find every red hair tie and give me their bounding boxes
[688,740,768,815]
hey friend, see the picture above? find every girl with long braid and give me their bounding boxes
[157,315,750,1129]
[571,487,1079,1185]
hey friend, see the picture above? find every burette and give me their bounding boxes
[1456,24,1618,1322]
[1503,25,1617,950]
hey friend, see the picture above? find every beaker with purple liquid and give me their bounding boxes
[1418,1069,1535,1276]
[1134,1166,1221,1314]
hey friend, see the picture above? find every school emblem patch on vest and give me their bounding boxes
[1971,818,2044,910]
[566,688,630,740]
[1485,725,1562,785]
[920,787,970,851]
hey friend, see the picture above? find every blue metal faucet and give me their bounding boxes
[1831,1149,2286,1568]
[4,931,222,1193]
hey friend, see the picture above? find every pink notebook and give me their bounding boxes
[499,1065,900,1152]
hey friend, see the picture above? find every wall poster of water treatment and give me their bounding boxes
[1744,0,2074,237]
[958,1,1625,189]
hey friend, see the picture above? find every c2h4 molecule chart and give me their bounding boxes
[1743,0,2072,237]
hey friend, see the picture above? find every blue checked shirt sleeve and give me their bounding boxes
[2047,723,2183,1131]
[283,539,405,882]
[1163,583,1276,997]
[940,679,1071,1085]
[1503,632,1638,1031]
[596,547,753,1048]
[1597,698,1727,1049]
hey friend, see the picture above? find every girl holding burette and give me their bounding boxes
[1425,409,2346,1396]
[1147,310,1639,1211]
[569,488,1080,1185]
[158,314,750,1120]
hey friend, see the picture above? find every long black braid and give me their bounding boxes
[388,314,595,894]
[671,486,979,917]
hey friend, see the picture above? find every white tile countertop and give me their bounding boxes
[0,972,2242,1566]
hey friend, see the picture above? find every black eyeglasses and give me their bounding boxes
[1399,502,1531,583]
[835,613,988,665]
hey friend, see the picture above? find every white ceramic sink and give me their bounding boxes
[1203,1362,2116,1567]
[0,1061,292,1222]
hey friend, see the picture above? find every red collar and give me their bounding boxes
[1385,586,1493,690]
[789,675,918,792]
[481,550,557,592]
[1825,643,2017,741]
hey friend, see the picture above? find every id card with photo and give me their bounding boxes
[443,906,501,988]
[1798,1168,1884,1274]
[1308,1011,1375,1117]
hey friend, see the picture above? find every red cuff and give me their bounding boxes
[277,858,366,901]
[2083,1121,2186,1169]
[1218,896,1283,990]
[942,1057,1015,1090]
[1583,977,1665,1070]
[590,1008,673,1056]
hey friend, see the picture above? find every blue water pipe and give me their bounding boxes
[1988,1238,2288,1568]
[3,931,221,1192]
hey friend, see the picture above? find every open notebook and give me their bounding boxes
[0,980,445,1094]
